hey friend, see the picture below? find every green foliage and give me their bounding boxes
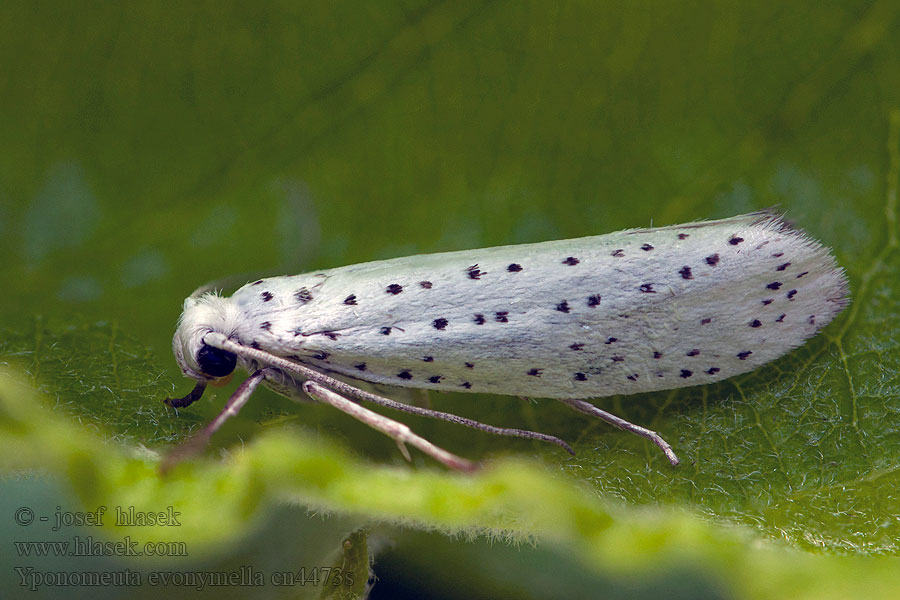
[1,1,900,598]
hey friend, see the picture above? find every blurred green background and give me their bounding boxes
[2,1,900,598]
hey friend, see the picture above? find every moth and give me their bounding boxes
[165,211,848,471]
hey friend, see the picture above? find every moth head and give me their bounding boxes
[172,292,240,381]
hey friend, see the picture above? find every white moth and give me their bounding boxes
[165,211,848,471]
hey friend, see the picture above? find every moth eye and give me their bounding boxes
[196,343,237,378]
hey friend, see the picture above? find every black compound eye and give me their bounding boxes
[196,343,237,378]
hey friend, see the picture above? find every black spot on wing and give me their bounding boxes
[466,264,486,279]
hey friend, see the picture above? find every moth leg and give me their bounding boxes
[300,380,478,472]
[161,368,274,474]
[558,398,680,466]
[205,333,575,454]
[164,381,207,408]
[340,388,575,455]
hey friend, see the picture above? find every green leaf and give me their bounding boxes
[1,1,900,598]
